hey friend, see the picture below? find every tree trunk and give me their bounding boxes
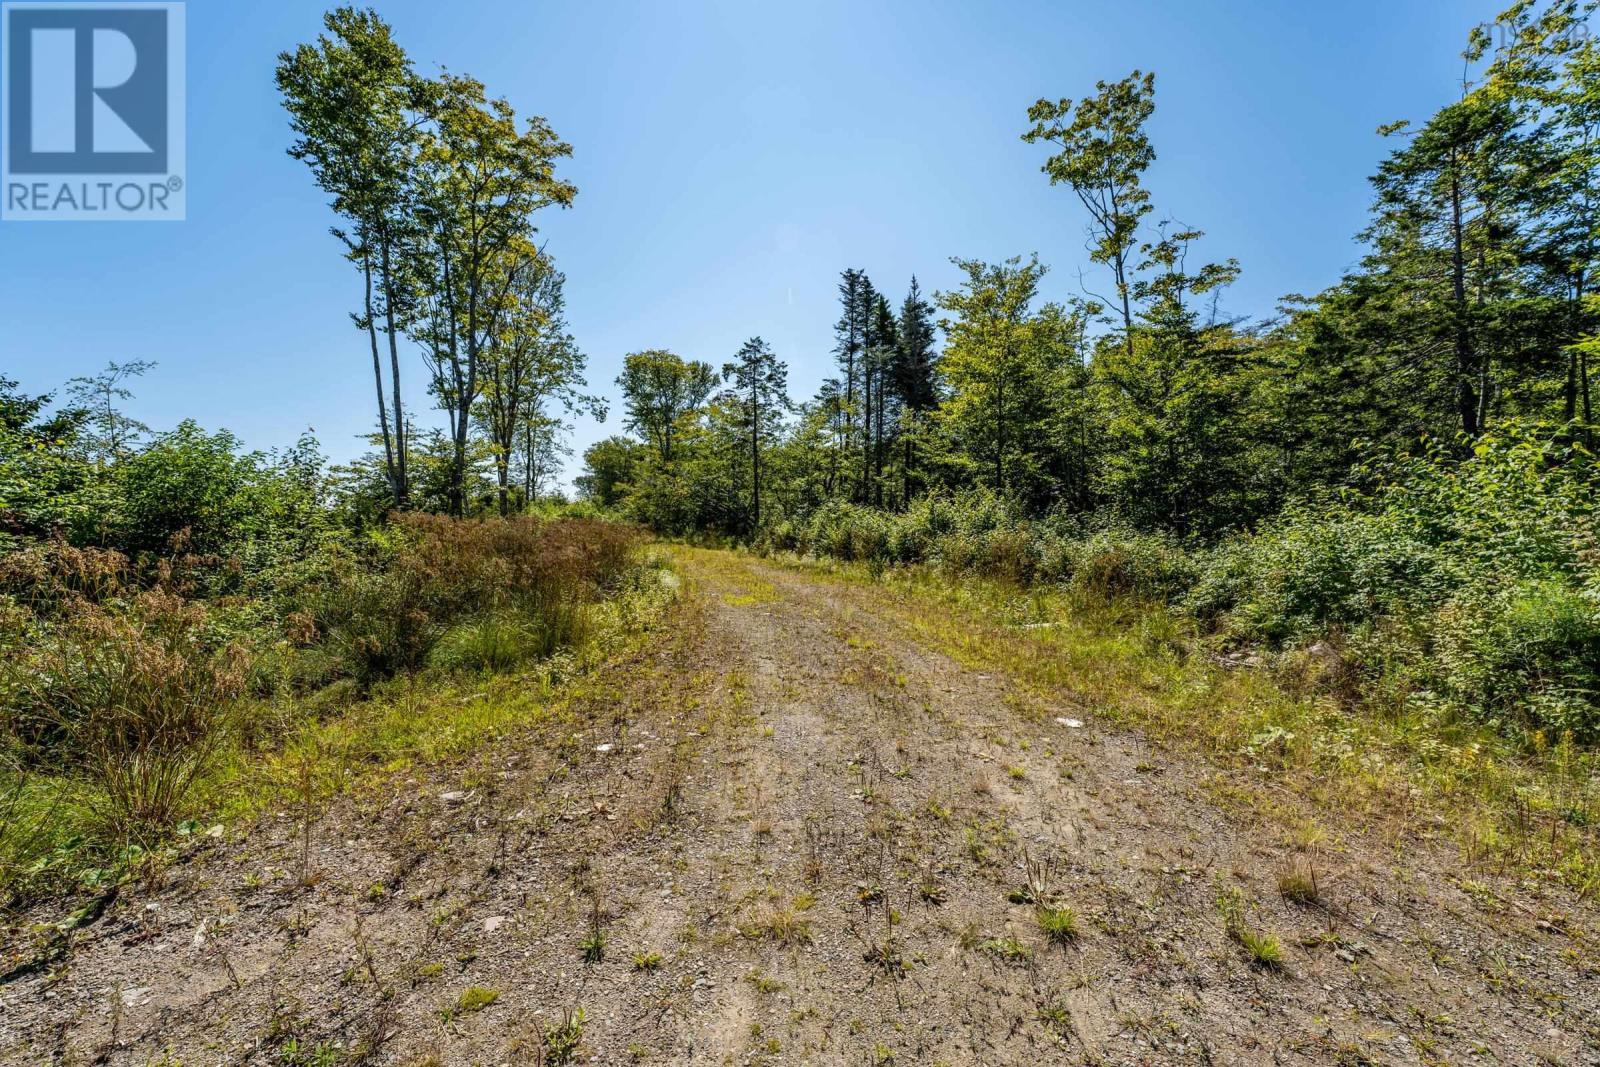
[1448,158,1480,438]
[379,234,408,506]
[363,247,400,507]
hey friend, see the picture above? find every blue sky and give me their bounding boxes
[2,0,1505,489]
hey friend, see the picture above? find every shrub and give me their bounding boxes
[1430,579,1600,739]
[7,589,248,833]
[1186,509,1450,642]
[291,515,640,686]
[1047,520,1194,601]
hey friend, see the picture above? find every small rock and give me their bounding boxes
[483,915,507,933]
[1054,717,1084,729]
[594,743,615,754]
[440,790,472,805]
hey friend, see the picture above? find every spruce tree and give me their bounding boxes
[722,337,790,531]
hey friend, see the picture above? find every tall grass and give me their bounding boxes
[0,515,645,906]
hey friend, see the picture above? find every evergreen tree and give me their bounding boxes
[722,337,790,531]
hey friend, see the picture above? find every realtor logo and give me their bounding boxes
[2,2,184,220]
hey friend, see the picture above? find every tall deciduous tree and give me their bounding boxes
[935,256,1077,503]
[412,74,576,514]
[278,7,423,507]
[475,256,598,513]
[617,349,718,465]
[1023,71,1156,358]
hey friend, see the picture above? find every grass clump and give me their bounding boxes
[1235,927,1285,969]
[742,900,813,946]
[1276,859,1320,905]
[1216,884,1284,971]
[1036,905,1079,944]
[455,986,500,1014]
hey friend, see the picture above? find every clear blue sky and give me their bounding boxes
[2,0,1503,490]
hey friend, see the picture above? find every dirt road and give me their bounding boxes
[3,549,1596,1065]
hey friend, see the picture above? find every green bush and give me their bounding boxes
[1429,580,1600,738]
[1185,423,1600,738]
[1042,520,1194,600]
[1186,509,1451,642]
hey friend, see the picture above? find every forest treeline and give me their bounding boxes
[581,1,1600,741]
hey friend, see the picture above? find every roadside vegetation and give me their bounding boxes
[0,480,658,907]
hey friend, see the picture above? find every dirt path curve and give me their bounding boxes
[3,548,1596,1066]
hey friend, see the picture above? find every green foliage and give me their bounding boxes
[933,256,1082,509]
[0,503,644,907]
[112,422,329,561]
[1193,423,1600,738]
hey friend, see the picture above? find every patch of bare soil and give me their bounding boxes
[2,550,1596,1065]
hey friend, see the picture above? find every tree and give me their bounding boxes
[935,256,1078,505]
[1023,71,1156,359]
[1368,90,1527,439]
[891,277,940,507]
[0,376,100,544]
[865,291,898,504]
[1475,0,1600,425]
[65,360,155,466]
[721,337,790,531]
[576,435,641,506]
[1093,254,1260,532]
[617,349,718,465]
[409,73,577,514]
[474,257,598,513]
[893,277,939,413]
[278,7,424,507]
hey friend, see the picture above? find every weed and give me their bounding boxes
[1236,927,1285,969]
[581,898,607,963]
[455,986,499,1014]
[541,1007,585,1065]
[631,950,663,972]
[1216,883,1285,970]
[1037,905,1079,944]
[1038,1002,1074,1042]
[743,901,813,946]
[1277,858,1320,905]
[979,935,1033,963]
[747,971,784,994]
